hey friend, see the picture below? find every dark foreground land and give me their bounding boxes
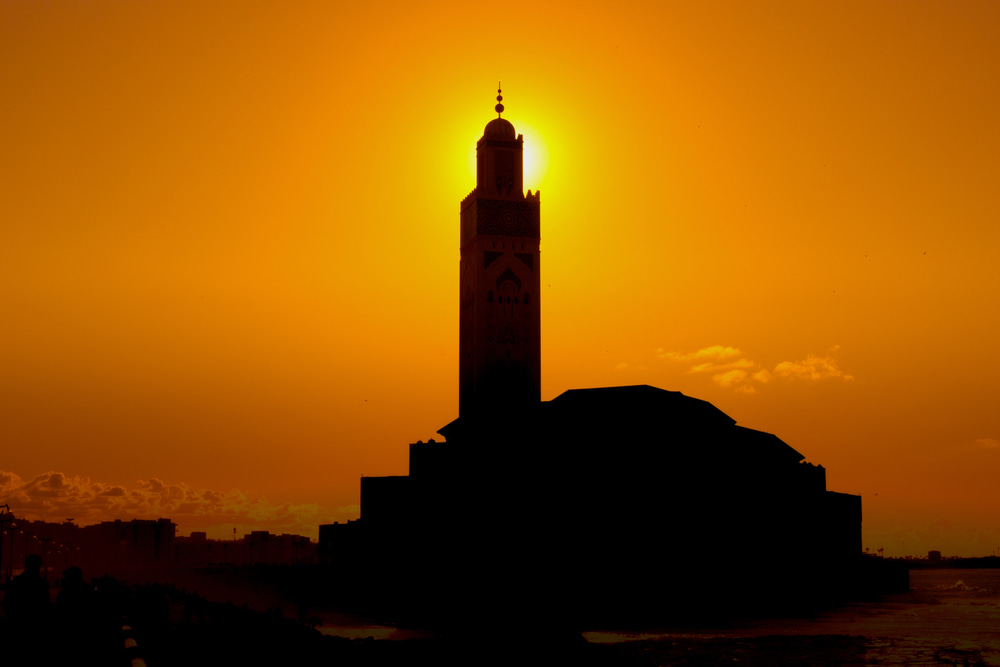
[3,564,994,667]
[2,597,993,667]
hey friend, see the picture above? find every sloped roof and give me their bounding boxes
[438,384,806,467]
[548,385,736,429]
[729,426,805,464]
[439,385,734,440]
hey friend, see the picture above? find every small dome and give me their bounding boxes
[484,117,516,140]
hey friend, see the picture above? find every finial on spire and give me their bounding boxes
[495,81,504,117]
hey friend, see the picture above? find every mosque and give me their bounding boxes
[329,89,865,626]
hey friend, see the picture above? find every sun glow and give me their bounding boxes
[518,121,549,193]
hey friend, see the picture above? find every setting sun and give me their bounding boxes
[518,121,549,192]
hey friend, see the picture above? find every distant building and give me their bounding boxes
[174,531,316,566]
[88,518,176,566]
[2,516,176,575]
[317,520,361,566]
[4,515,316,573]
[344,90,866,625]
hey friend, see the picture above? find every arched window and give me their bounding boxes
[487,291,494,304]
[523,293,530,306]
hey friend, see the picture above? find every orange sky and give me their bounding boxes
[2,0,998,555]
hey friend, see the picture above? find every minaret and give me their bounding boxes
[459,85,541,419]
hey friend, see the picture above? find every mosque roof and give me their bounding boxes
[438,384,805,466]
[548,385,736,428]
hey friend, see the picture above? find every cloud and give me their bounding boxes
[974,438,999,450]
[690,358,756,374]
[657,344,854,392]
[658,344,764,392]
[712,369,749,388]
[773,354,855,381]
[657,345,742,362]
[0,470,356,539]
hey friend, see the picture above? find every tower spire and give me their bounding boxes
[459,90,539,419]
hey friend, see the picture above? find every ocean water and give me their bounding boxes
[312,569,1000,663]
[584,568,1000,666]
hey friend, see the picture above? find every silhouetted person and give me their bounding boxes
[2,554,50,622]
[51,568,121,665]
[55,566,92,621]
[2,554,54,664]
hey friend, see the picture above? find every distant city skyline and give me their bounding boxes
[2,1,999,555]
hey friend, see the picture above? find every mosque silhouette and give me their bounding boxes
[325,89,865,628]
